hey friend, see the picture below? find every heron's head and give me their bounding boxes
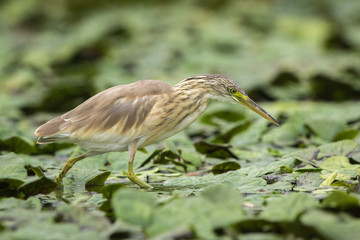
[179,74,279,126]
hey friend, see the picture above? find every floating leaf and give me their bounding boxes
[262,113,305,146]
[260,193,318,222]
[181,151,202,167]
[322,191,360,210]
[333,129,359,141]
[318,140,358,159]
[301,209,360,240]
[19,177,58,197]
[320,156,360,179]
[112,188,156,227]
[66,168,111,186]
[147,184,244,238]
[194,141,238,159]
[212,161,241,175]
[0,121,35,154]
[306,118,346,141]
[0,196,41,211]
[319,172,337,187]
[85,171,111,188]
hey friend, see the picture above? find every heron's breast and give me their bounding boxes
[140,98,208,146]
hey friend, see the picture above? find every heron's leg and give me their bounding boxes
[54,153,87,184]
[127,142,152,189]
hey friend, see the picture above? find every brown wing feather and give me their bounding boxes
[35,80,173,143]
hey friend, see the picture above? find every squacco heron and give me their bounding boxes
[35,74,279,189]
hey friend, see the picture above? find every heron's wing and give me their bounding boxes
[35,80,172,143]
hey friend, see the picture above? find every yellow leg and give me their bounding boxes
[54,153,87,184]
[127,142,152,189]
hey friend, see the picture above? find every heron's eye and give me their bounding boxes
[228,87,237,94]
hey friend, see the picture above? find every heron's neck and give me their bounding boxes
[173,79,216,101]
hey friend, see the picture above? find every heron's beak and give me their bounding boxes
[232,92,279,126]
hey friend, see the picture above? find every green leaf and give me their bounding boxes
[301,209,360,240]
[100,183,126,199]
[320,156,360,178]
[201,184,243,204]
[295,172,324,189]
[0,153,27,180]
[85,171,111,188]
[19,177,58,197]
[262,113,305,146]
[231,120,269,146]
[306,118,346,141]
[112,189,156,227]
[0,153,27,197]
[147,184,244,238]
[181,151,202,167]
[0,196,41,211]
[211,161,241,175]
[66,169,111,186]
[333,129,359,141]
[322,191,360,210]
[318,140,358,159]
[0,121,35,154]
[215,121,251,143]
[164,169,267,193]
[194,141,238,159]
[319,172,337,187]
[260,193,319,222]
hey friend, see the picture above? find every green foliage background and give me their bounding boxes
[1,0,360,239]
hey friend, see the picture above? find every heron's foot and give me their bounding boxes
[127,171,152,189]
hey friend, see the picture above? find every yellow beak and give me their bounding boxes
[233,92,279,126]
